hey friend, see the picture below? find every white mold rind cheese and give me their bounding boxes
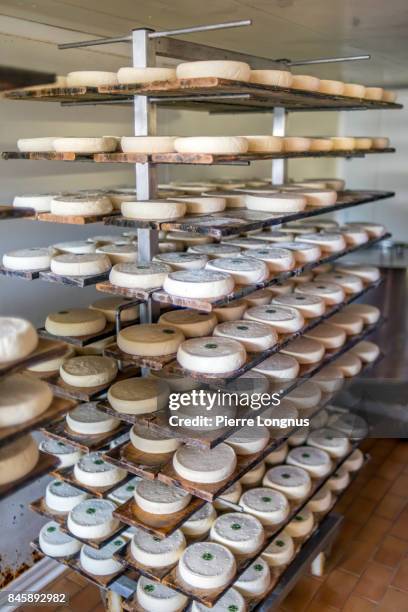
[80,538,126,576]
[239,487,289,526]
[51,253,111,277]
[153,252,208,271]
[158,310,217,338]
[178,542,237,590]
[272,294,325,318]
[108,477,141,505]
[136,576,188,612]
[39,521,81,558]
[285,508,314,538]
[263,465,311,500]
[0,373,52,427]
[67,498,119,539]
[130,527,186,568]
[327,465,350,492]
[214,481,242,511]
[244,304,304,333]
[262,531,294,567]
[109,262,170,289]
[295,281,345,305]
[176,60,250,82]
[117,66,176,84]
[234,557,271,597]
[243,247,295,272]
[286,446,332,477]
[60,356,117,388]
[45,308,106,337]
[214,320,277,353]
[245,193,306,213]
[0,434,39,486]
[173,443,237,484]
[307,485,333,513]
[50,195,112,217]
[53,137,117,154]
[177,336,246,374]
[307,427,351,458]
[210,512,264,555]
[89,297,139,323]
[226,425,270,455]
[175,136,248,155]
[3,247,51,271]
[45,479,89,513]
[206,256,269,285]
[121,199,186,220]
[66,402,119,435]
[134,479,191,515]
[130,422,180,454]
[281,337,325,364]
[192,588,245,612]
[181,503,217,538]
[0,317,38,363]
[74,452,126,488]
[40,438,82,468]
[265,443,288,465]
[164,269,234,299]
[253,353,299,380]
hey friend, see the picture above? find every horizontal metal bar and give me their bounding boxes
[149,19,251,38]
[149,93,251,102]
[58,34,132,49]
[288,54,371,66]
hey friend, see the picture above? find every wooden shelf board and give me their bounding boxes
[102,441,171,480]
[50,464,131,498]
[38,323,118,348]
[0,204,35,220]
[39,270,110,288]
[40,417,130,452]
[0,337,68,379]
[37,210,121,225]
[0,265,45,280]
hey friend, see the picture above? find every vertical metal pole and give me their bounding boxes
[272,106,287,185]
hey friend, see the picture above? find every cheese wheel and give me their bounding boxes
[121,199,185,220]
[334,352,362,377]
[343,448,364,472]
[45,308,106,337]
[276,241,321,263]
[365,87,384,101]
[335,263,380,283]
[244,304,304,333]
[53,137,117,153]
[45,480,88,513]
[206,256,269,285]
[39,521,81,558]
[174,136,248,155]
[118,324,184,357]
[164,269,234,299]
[120,136,176,153]
[240,461,266,486]
[309,138,333,152]
[174,443,237,484]
[372,137,390,149]
[110,262,170,289]
[134,479,191,514]
[354,138,373,151]
[173,196,226,214]
[66,71,118,87]
[202,190,247,209]
[245,192,306,212]
[54,240,96,255]
[0,373,52,427]
[39,438,82,468]
[251,230,294,243]
[0,317,38,363]
[285,508,314,538]
[181,504,217,538]
[106,189,137,210]
[239,487,289,526]
[27,345,75,373]
[178,336,246,374]
[340,225,369,246]
[17,137,56,152]
[67,498,119,539]
[295,281,345,305]
[319,80,345,95]
[250,69,292,87]
[329,312,364,335]
[210,512,264,555]
[327,465,350,492]
[285,381,322,410]
[291,75,320,91]
[108,477,141,505]
[130,422,180,454]
[226,425,270,456]
[288,428,309,447]
[307,427,351,458]
[343,83,366,98]
[137,577,188,612]
[282,337,325,364]
[159,240,183,253]
[331,137,355,150]
[3,247,52,271]
[117,66,176,84]
[179,541,236,590]
[298,232,346,253]
[328,413,368,440]
[0,434,39,485]
[262,531,294,567]
[154,253,207,272]
[50,195,112,217]
[221,237,271,250]
[265,443,288,465]
[89,297,138,323]
[74,452,126,488]
[108,377,169,415]
[131,528,186,568]
[213,300,247,323]
[243,289,273,306]
[51,253,111,277]
[253,353,299,380]
[192,589,245,612]
[272,294,325,318]
[351,340,380,363]
[214,481,242,511]
[305,322,346,349]
[66,402,119,435]
[283,137,311,152]
[287,446,332,477]
[382,90,397,103]
[96,244,138,264]
[60,356,117,388]
[214,320,277,353]
[244,135,283,153]
[13,193,54,213]
[176,60,250,81]
[295,188,337,208]
[149,367,199,393]
[159,310,217,338]
[312,365,344,393]
[243,247,295,272]
[80,538,126,576]
[234,558,271,597]
[307,485,333,513]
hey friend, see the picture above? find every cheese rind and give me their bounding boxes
[121,199,186,220]
[253,353,299,380]
[244,304,304,333]
[240,461,266,486]
[214,481,242,511]
[351,340,380,363]
[66,403,119,435]
[282,337,325,364]
[343,303,380,324]
[177,336,246,374]
[239,487,289,526]
[80,538,126,575]
[17,137,56,152]
[60,356,117,388]
[109,262,170,289]
[327,465,350,492]
[307,427,351,458]
[154,252,208,271]
[262,531,294,567]
[319,79,345,95]
[250,69,292,87]
[176,60,251,81]
[130,422,180,454]
[53,137,117,153]
[40,438,82,468]
[45,308,106,337]
[244,135,283,152]
[0,373,52,427]
[117,66,176,84]
[130,527,186,568]
[287,446,332,477]
[214,320,276,353]
[50,195,112,217]
[108,377,170,414]
[136,577,188,612]
[285,508,314,538]
[66,71,118,87]
[45,480,89,513]
[272,294,325,317]
[173,443,237,484]
[174,136,248,154]
[117,324,184,357]
[295,281,345,305]
[206,256,269,284]
[210,512,264,555]
[291,75,320,91]
[164,269,235,299]
[173,196,226,214]
[67,498,119,539]
[158,310,217,338]
[234,557,271,597]
[3,247,51,271]
[226,425,270,455]
[0,434,39,485]
[178,542,237,589]
[245,193,307,212]
[13,193,53,213]
[51,253,111,277]
[0,317,38,363]
[305,322,346,349]
[134,479,191,514]
[89,297,139,323]
[181,503,216,538]
[96,244,138,264]
[263,465,311,500]
[74,452,126,487]
[39,521,81,557]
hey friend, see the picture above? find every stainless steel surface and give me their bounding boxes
[271,106,286,185]
[58,34,132,49]
[148,19,251,38]
[287,54,371,66]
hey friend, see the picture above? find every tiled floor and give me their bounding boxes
[18,439,408,611]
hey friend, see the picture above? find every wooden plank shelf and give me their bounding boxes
[0,452,57,501]
[102,441,173,480]
[37,210,121,225]
[47,367,140,402]
[39,270,110,288]
[50,464,133,499]
[0,337,68,379]
[105,190,394,238]
[40,417,130,452]
[5,85,130,103]
[104,343,177,371]
[0,265,45,280]
[96,281,157,301]
[0,204,35,220]
[38,323,118,348]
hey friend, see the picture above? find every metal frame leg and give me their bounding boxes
[272,106,287,185]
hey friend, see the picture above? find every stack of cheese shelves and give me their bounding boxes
[0,19,400,612]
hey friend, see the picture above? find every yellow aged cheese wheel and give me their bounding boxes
[45,308,106,337]
[250,69,292,87]
[318,79,345,95]
[158,310,217,338]
[213,299,247,322]
[0,434,39,485]
[305,322,346,349]
[291,75,320,91]
[108,377,170,414]
[60,356,117,388]
[117,323,184,356]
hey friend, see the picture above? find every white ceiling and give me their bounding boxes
[1,0,408,86]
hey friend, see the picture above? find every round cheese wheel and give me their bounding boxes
[343,83,366,98]
[66,403,119,435]
[291,75,320,91]
[3,247,51,271]
[243,289,273,306]
[0,317,38,363]
[328,413,368,440]
[243,247,295,272]
[329,312,364,335]
[45,480,88,513]
[245,192,307,213]
[108,377,169,415]
[40,438,82,468]
[283,137,311,152]
[305,322,346,349]
[210,512,264,555]
[214,481,242,511]
[60,356,117,388]
[250,69,292,87]
[80,538,126,576]
[13,193,54,213]
[74,452,126,488]
[211,191,247,209]
[234,557,271,597]
[149,367,199,393]
[179,541,236,590]
[263,465,311,500]
[39,521,81,558]
[131,528,186,568]
[244,304,304,333]
[108,477,141,505]
[226,425,270,456]
[262,531,294,567]
[334,352,362,377]
[214,300,247,322]
[282,337,325,364]
[164,269,234,299]
[181,503,217,538]
[166,231,214,246]
[307,427,351,458]
[0,373,52,427]
[117,66,176,84]
[351,340,380,363]
[252,230,295,243]
[206,256,268,285]
[50,195,112,216]
[96,244,138,264]
[298,232,346,253]
[89,297,138,323]
[309,410,329,430]
[382,90,397,103]
[189,244,241,259]
[51,253,111,277]
[214,320,277,352]
[134,479,191,514]
[66,71,118,87]
[315,272,363,294]
[272,294,325,318]
[0,434,39,485]
[27,345,75,373]
[118,324,184,357]
[17,137,56,152]
[221,237,270,250]
[192,589,245,612]
[159,310,217,338]
[67,498,119,539]
[309,139,333,152]
[137,577,188,612]
[110,262,170,289]
[295,282,345,305]
[130,422,180,454]
[307,485,333,513]
[286,508,314,538]
[335,263,380,283]
[239,487,289,526]
[176,60,250,81]
[244,135,283,153]
[319,79,345,95]
[54,240,97,255]
[240,461,266,486]
[327,465,350,492]
[121,199,185,220]
[53,137,117,154]
[173,444,237,484]
[290,271,314,284]
[120,136,176,153]
[287,446,332,477]
[175,136,248,155]
[177,336,246,374]
[277,241,321,263]
[343,303,380,325]
[312,365,344,393]
[372,137,390,149]
[265,443,288,465]
[45,308,106,337]
[288,428,309,447]
[296,188,337,208]
[173,196,226,214]
[343,448,364,472]
[331,137,355,150]
[286,381,322,411]
[354,138,373,151]
[154,252,208,271]
[365,87,384,100]
[253,353,299,380]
